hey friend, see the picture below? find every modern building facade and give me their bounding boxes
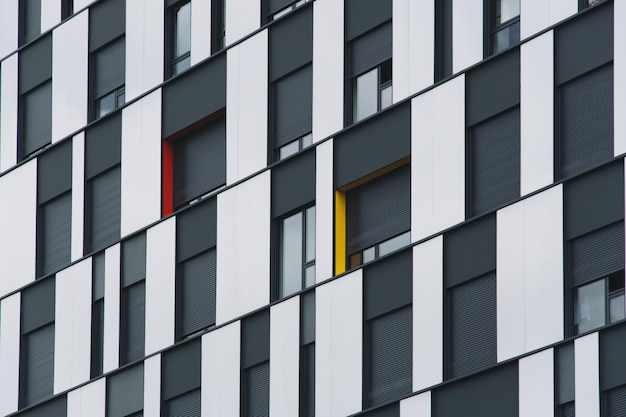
[0,0,624,416]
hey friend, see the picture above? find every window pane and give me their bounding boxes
[97,92,115,118]
[577,279,606,333]
[279,140,299,160]
[305,265,315,288]
[354,68,378,122]
[305,206,315,263]
[493,21,520,54]
[379,231,411,257]
[175,2,192,57]
[173,56,191,75]
[610,294,625,323]
[380,85,392,110]
[301,133,313,148]
[496,0,519,25]
[363,246,376,263]
[281,212,303,297]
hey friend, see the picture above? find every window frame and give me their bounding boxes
[486,0,520,57]
[350,58,393,124]
[573,271,625,335]
[168,0,192,78]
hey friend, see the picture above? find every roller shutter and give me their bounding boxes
[559,402,575,417]
[21,324,55,408]
[23,81,52,157]
[350,22,392,77]
[39,192,71,277]
[245,362,270,417]
[179,249,216,338]
[94,38,125,98]
[273,65,312,148]
[88,165,121,253]
[165,389,201,417]
[570,222,624,288]
[122,281,145,364]
[607,385,626,417]
[303,343,315,417]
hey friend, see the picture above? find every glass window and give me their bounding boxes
[172,2,191,76]
[279,206,315,298]
[575,272,625,334]
[491,0,520,54]
[353,59,393,123]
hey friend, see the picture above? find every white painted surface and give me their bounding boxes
[452,0,483,73]
[120,89,162,237]
[125,0,164,102]
[519,348,554,417]
[216,171,270,325]
[615,0,626,156]
[312,0,344,143]
[520,31,554,195]
[103,244,121,373]
[0,160,37,297]
[143,354,161,417]
[393,0,434,103]
[497,185,564,361]
[202,321,241,417]
[0,294,20,416]
[316,270,363,417]
[41,0,61,34]
[71,132,85,261]
[0,53,18,171]
[520,0,577,40]
[575,332,600,417]
[224,0,260,45]
[191,0,212,65]
[270,296,300,417]
[413,236,443,391]
[0,0,18,60]
[73,0,98,12]
[412,75,465,242]
[400,391,431,417]
[316,139,334,283]
[67,378,106,417]
[145,217,176,355]
[226,30,268,184]
[54,258,92,394]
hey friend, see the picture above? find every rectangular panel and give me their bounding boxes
[1,54,18,171]
[316,269,362,417]
[176,198,217,261]
[71,132,85,261]
[40,0,61,33]
[268,6,312,82]
[85,113,122,179]
[87,166,120,254]
[0,294,20,416]
[400,391,431,417]
[316,139,333,283]
[103,244,121,373]
[350,21,392,77]
[224,0,260,45]
[67,379,106,417]
[345,0,391,40]
[271,150,315,218]
[88,0,125,51]
[601,324,626,390]
[273,64,312,148]
[226,30,268,184]
[519,348,554,417]
[107,363,144,417]
[162,338,201,399]
[0,0,18,59]
[520,0,576,40]
[143,354,161,417]
[575,332,600,417]
[190,0,212,65]
[216,171,270,324]
[145,217,176,355]
[19,35,52,94]
[616,0,626,156]
[121,89,162,237]
[452,0,482,73]
[411,75,465,242]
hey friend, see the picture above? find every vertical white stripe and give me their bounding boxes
[521,0,576,40]
[0,53,19,171]
[0,294,21,416]
[519,348,554,417]
[575,332,600,417]
[452,0,483,73]
[400,391,431,417]
[41,0,62,34]
[103,243,121,373]
[0,0,19,59]
[224,0,260,45]
[67,379,106,417]
[615,0,626,156]
[143,354,161,417]
[71,132,85,261]
[191,0,213,65]
[315,139,334,284]
[73,0,97,12]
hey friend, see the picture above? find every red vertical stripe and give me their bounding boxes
[162,141,174,217]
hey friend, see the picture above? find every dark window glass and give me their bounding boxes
[436,0,452,80]
[86,165,121,253]
[62,0,73,19]
[211,0,225,53]
[170,2,191,77]
[20,324,55,408]
[92,38,125,120]
[37,192,72,278]
[490,0,520,55]
[21,80,52,159]
[279,206,315,298]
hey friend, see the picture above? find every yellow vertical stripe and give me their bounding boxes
[335,190,346,275]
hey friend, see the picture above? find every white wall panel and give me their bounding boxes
[120,89,162,237]
[412,75,465,242]
[312,0,344,143]
[73,0,98,12]
[0,294,20,416]
[71,132,85,261]
[103,243,121,373]
[216,171,270,324]
[400,391,431,417]
[393,0,434,103]
[520,31,554,195]
[41,0,61,34]
[615,0,626,156]
[497,185,563,361]
[0,0,18,59]
[226,30,267,184]
[270,296,300,417]
[0,160,37,297]
[452,0,483,73]
[519,348,554,417]
[316,139,334,283]
[575,332,600,417]
[316,270,363,417]
[145,217,176,355]
[520,0,576,40]
[126,0,164,102]
[55,258,92,394]
[191,0,212,65]
[0,53,18,171]
[224,0,260,45]
[202,321,241,417]
[67,379,106,417]
[413,236,443,391]
[144,354,161,417]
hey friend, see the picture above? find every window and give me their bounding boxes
[267,0,311,21]
[169,1,191,77]
[92,38,125,120]
[489,0,520,55]
[279,206,315,298]
[120,234,146,365]
[241,311,270,417]
[62,0,73,20]
[86,165,121,253]
[211,0,225,53]
[605,385,626,416]
[91,252,105,378]
[20,0,41,45]
[20,80,52,159]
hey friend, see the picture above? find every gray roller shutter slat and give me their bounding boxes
[122,281,145,364]
[607,385,626,417]
[346,165,410,254]
[470,106,520,216]
[40,192,72,277]
[367,306,412,407]
[89,166,121,253]
[560,402,575,417]
[303,343,315,417]
[23,81,52,156]
[559,64,614,179]
[570,222,624,287]
[274,65,312,148]
[438,0,452,78]
[180,249,216,337]
[268,0,295,15]
[91,299,104,377]
[21,324,55,407]
[94,39,125,97]
[449,272,497,378]
[166,389,201,417]
[245,362,270,417]
[350,22,392,77]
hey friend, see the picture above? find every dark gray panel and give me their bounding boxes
[38,192,72,278]
[91,298,104,378]
[466,48,520,126]
[107,363,144,417]
[179,249,216,338]
[350,21,392,77]
[19,35,52,94]
[122,232,146,287]
[93,252,105,300]
[601,324,626,390]
[89,0,126,51]
[86,113,122,179]
[345,0,392,41]
[301,291,315,345]
[121,281,145,365]
[272,150,315,218]
[21,277,55,334]
[559,402,575,417]
[18,395,67,417]
[606,385,626,417]
[569,222,624,287]
[37,139,72,204]
[556,343,575,404]
[555,2,613,85]
[444,214,496,288]
[335,103,410,189]
[20,323,55,408]
[162,55,226,138]
[94,38,125,97]
[22,80,52,158]
[361,404,399,417]
[273,64,313,147]
[433,362,518,417]
[21,0,41,45]
[436,0,452,80]
[244,361,270,417]
[558,63,613,180]
[364,249,412,320]
[176,198,217,261]
[303,343,315,417]
[267,0,295,15]
[269,6,312,81]
[162,338,201,400]
[87,166,121,254]
[242,309,270,368]
[165,389,201,417]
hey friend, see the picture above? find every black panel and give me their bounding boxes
[20,324,55,408]
[272,150,316,218]
[360,404,400,417]
[89,0,126,51]
[165,389,201,417]
[107,364,144,417]
[466,48,520,126]
[121,281,145,365]
[335,103,410,188]
[242,309,270,368]
[302,343,315,417]
[601,324,626,390]
[38,193,72,277]
[162,338,201,400]
[122,232,146,287]
[558,63,614,180]
[555,2,613,85]
[606,385,626,417]
[87,166,121,254]
[18,395,66,417]
[433,362,519,417]
[559,402,575,417]
[21,0,41,45]
[21,277,55,334]
[22,80,52,158]
[345,0,392,41]
[37,140,72,204]
[244,361,270,417]
[19,35,52,94]
[179,249,216,337]
[269,6,313,81]
[564,160,624,240]
[436,0,453,81]
[350,21,392,77]
[569,222,624,287]
[364,249,412,320]
[86,113,122,179]
[91,298,104,378]
[93,37,125,97]
[301,291,316,345]
[556,343,575,404]
[176,198,217,261]
[273,65,313,148]
[93,252,105,300]
[444,214,496,288]
[162,55,226,138]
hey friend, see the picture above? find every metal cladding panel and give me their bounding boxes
[0,294,21,416]
[570,222,624,287]
[616,0,626,156]
[143,354,161,417]
[268,6,312,81]
[316,139,334,283]
[71,133,85,261]
[74,0,98,11]
[412,75,465,242]
[400,391,431,417]
[520,0,576,40]
[1,54,19,171]
[519,349,555,417]
[23,80,52,157]
[0,0,18,59]
[40,0,60,33]
[40,192,72,277]
[103,244,121,373]
[273,64,313,148]
[350,21,392,77]
[67,379,106,417]
[179,249,217,337]
[607,386,626,417]
[245,361,270,417]
[452,0,482,73]
[166,389,201,416]
[216,171,270,325]
[190,0,212,66]
[22,0,41,45]
[225,0,260,45]
[87,166,120,253]
[21,323,55,408]
[575,332,600,417]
